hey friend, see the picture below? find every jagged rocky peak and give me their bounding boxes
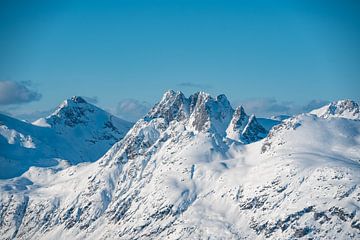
[237,105,246,116]
[241,114,267,143]
[310,99,359,120]
[46,96,97,127]
[69,95,87,103]
[226,106,267,143]
[226,106,249,140]
[53,96,90,114]
[187,92,234,134]
[55,96,88,111]
[40,96,132,133]
[231,106,249,128]
[216,94,233,117]
[145,90,189,122]
[145,90,234,134]
[144,90,268,139]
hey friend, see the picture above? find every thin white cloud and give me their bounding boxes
[0,80,42,105]
[177,82,212,89]
[300,99,330,112]
[13,109,55,122]
[235,98,330,117]
[116,99,151,122]
[82,96,98,104]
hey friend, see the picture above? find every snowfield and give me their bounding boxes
[0,91,359,239]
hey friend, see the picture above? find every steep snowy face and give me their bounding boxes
[226,106,267,143]
[310,100,360,120]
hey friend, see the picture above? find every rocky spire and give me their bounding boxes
[241,114,267,143]
[226,106,249,140]
[144,90,234,135]
[188,92,234,134]
[226,106,267,143]
[144,90,189,122]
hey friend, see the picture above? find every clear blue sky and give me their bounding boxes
[0,0,359,119]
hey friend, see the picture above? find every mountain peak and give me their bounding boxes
[161,90,183,101]
[241,114,267,143]
[48,97,96,125]
[187,92,233,134]
[226,106,249,139]
[310,99,359,120]
[226,106,267,143]
[235,106,246,117]
[145,90,188,122]
[52,96,92,117]
[145,90,267,139]
[69,96,87,104]
[35,96,131,131]
[216,94,232,109]
[63,96,90,108]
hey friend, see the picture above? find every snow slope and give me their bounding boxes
[0,96,132,179]
[0,92,359,239]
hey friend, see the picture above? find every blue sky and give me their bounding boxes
[0,0,359,120]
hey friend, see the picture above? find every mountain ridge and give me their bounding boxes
[0,91,359,239]
[310,99,359,120]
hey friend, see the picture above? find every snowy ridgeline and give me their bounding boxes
[0,91,359,239]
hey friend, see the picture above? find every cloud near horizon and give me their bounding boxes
[235,98,330,117]
[82,96,98,104]
[116,99,151,122]
[177,82,212,89]
[0,80,42,105]
[13,109,55,122]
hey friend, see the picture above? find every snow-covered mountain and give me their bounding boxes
[310,99,359,120]
[0,91,359,239]
[144,90,267,141]
[0,96,132,179]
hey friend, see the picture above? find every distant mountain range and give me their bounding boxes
[0,91,359,239]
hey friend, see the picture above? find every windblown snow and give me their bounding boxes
[0,91,359,239]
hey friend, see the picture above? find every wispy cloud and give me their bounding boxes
[235,98,330,117]
[300,99,330,112]
[82,96,98,104]
[177,82,212,89]
[14,109,55,122]
[0,80,42,105]
[116,99,151,122]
